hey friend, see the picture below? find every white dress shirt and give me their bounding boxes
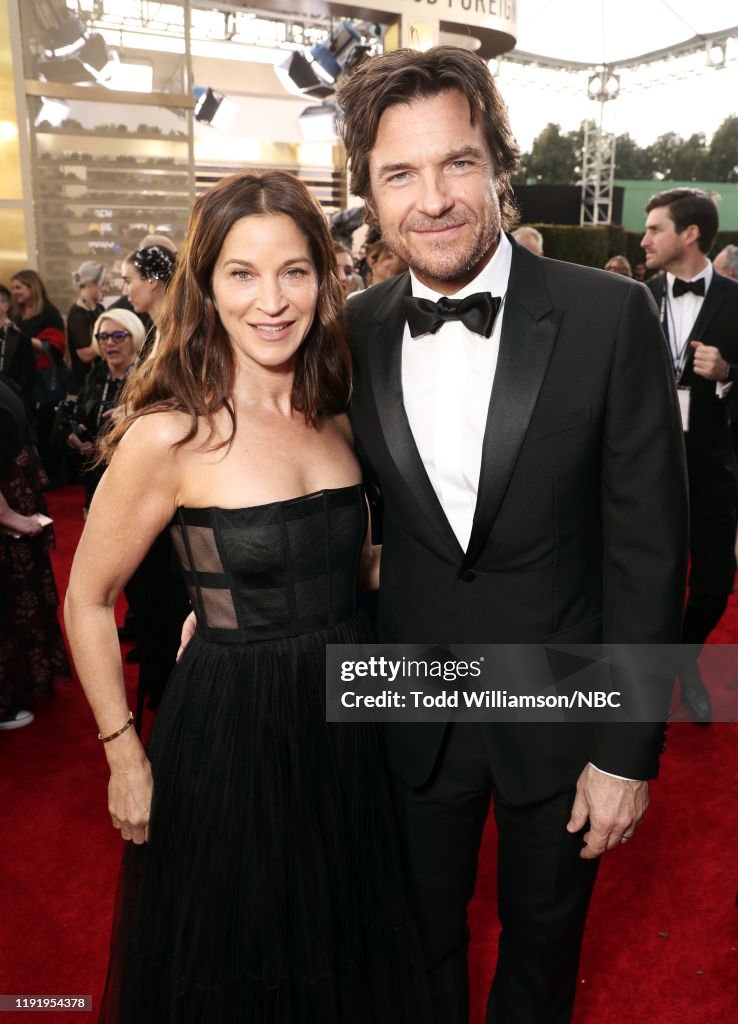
[401,232,512,552]
[664,261,712,377]
[664,261,729,398]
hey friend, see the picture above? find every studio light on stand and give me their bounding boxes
[78,33,111,76]
[36,54,97,84]
[297,102,338,142]
[274,51,334,100]
[274,19,380,101]
[36,15,114,86]
[310,21,366,85]
[43,15,86,58]
[194,87,239,130]
[35,96,71,128]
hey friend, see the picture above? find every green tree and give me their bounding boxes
[644,132,683,180]
[671,133,708,180]
[525,123,582,184]
[614,133,651,179]
[707,116,738,182]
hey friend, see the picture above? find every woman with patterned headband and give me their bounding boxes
[120,245,176,360]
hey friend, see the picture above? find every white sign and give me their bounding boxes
[315,0,517,56]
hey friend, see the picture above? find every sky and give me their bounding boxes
[492,0,738,151]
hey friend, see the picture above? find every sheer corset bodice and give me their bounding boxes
[170,484,366,643]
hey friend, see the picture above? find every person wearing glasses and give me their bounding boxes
[59,309,144,510]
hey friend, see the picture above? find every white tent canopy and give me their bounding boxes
[514,0,736,67]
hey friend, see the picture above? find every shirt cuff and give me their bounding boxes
[588,761,640,783]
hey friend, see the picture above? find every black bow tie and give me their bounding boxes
[672,277,705,298]
[403,292,501,338]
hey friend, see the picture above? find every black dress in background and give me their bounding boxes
[98,485,429,1024]
[66,301,103,395]
[14,300,66,480]
[0,325,36,421]
[0,380,71,717]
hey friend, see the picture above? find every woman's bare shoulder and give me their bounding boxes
[116,409,196,457]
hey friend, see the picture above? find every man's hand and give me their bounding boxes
[177,610,197,660]
[566,764,649,860]
[690,341,728,381]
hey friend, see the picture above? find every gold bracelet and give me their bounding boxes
[98,711,134,743]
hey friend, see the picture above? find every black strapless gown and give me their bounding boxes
[98,485,429,1023]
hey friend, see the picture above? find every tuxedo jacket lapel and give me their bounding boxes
[462,244,561,572]
[365,273,464,557]
[687,272,727,344]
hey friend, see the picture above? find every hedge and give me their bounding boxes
[525,223,738,272]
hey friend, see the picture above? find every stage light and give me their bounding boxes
[37,55,97,84]
[310,20,376,84]
[194,87,238,129]
[587,70,620,102]
[78,33,110,73]
[274,52,334,100]
[35,97,71,128]
[310,22,362,83]
[298,102,338,142]
[274,20,379,101]
[44,16,86,57]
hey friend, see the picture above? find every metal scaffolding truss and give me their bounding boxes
[579,121,616,226]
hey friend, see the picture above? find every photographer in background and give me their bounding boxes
[57,309,144,513]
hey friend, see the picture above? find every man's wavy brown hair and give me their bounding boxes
[102,171,350,460]
[336,46,520,232]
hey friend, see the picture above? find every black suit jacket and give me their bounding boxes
[348,239,689,804]
[647,272,738,511]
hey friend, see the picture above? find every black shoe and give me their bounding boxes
[680,675,712,724]
[125,646,141,664]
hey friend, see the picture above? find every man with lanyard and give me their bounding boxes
[642,187,738,723]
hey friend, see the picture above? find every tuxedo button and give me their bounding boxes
[458,569,476,582]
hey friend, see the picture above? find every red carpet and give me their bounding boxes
[1,484,736,1023]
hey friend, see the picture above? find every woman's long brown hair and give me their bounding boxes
[102,170,350,461]
[10,268,50,320]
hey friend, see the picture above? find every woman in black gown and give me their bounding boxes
[10,269,66,479]
[64,171,428,1023]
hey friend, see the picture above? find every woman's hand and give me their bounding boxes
[67,433,94,453]
[0,509,44,538]
[107,751,154,844]
[359,542,381,591]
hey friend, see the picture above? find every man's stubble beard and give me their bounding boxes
[379,195,501,285]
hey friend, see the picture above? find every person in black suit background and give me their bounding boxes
[642,189,738,724]
[337,47,688,1024]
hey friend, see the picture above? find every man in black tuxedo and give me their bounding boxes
[337,47,688,1024]
[642,189,738,723]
